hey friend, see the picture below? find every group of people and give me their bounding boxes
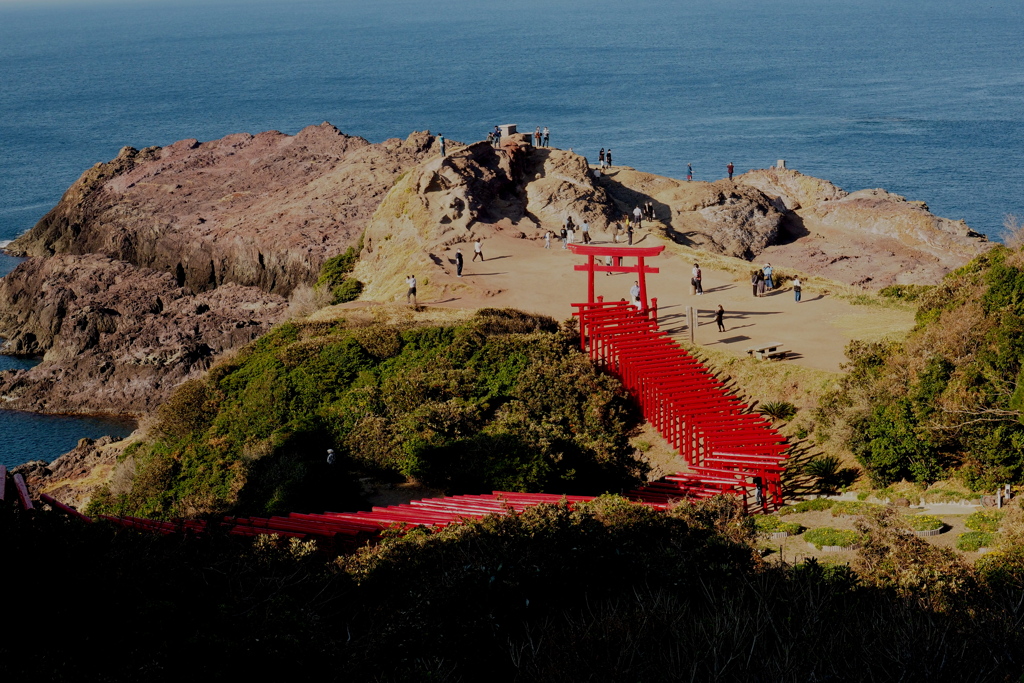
[532,127,550,147]
[598,148,614,168]
[684,162,736,181]
[544,215,592,249]
[749,262,802,301]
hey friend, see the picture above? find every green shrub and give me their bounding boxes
[879,284,934,302]
[804,527,861,549]
[905,514,944,532]
[965,509,1005,532]
[779,499,835,515]
[830,501,883,517]
[958,531,997,552]
[757,400,797,422]
[754,515,804,535]
[315,247,363,304]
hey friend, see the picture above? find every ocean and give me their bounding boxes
[1,0,1022,467]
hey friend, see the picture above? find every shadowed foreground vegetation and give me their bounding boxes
[88,309,648,519]
[4,497,1024,681]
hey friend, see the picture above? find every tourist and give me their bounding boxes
[715,305,725,332]
[727,162,734,180]
[534,127,542,146]
[793,275,802,302]
[756,270,766,297]
[581,220,591,244]
[763,262,774,290]
[599,148,606,168]
[560,225,568,249]
[692,263,703,295]
[633,205,642,228]
[494,125,501,147]
[605,254,613,275]
[544,230,551,249]
[439,134,446,157]
[543,126,549,146]
[751,270,759,297]
[646,201,655,221]
[606,149,612,166]
[326,448,336,465]
[473,239,484,261]
[406,274,417,305]
[612,221,621,243]
[630,280,641,309]
[486,131,494,146]
[687,163,693,181]
[455,248,463,277]
[627,221,634,245]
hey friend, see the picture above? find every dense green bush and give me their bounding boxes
[816,246,1024,488]
[905,514,944,532]
[753,515,804,535]
[90,310,647,519]
[315,246,363,304]
[804,527,861,549]
[958,531,997,552]
[966,509,1005,532]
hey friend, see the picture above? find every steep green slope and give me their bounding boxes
[89,309,647,518]
[817,245,1024,488]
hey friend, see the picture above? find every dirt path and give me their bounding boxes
[416,229,914,373]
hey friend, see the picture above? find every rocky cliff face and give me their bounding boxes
[0,254,286,415]
[736,167,992,287]
[9,123,439,296]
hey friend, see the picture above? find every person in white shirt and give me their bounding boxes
[630,281,641,309]
[633,205,643,228]
[406,275,417,304]
[473,239,484,261]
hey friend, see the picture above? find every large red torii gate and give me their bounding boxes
[568,244,665,311]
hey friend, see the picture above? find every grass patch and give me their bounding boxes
[830,501,883,517]
[804,527,861,549]
[904,514,944,532]
[754,515,804,536]
[965,510,1005,533]
[779,498,835,515]
[957,531,997,552]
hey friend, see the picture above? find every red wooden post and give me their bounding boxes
[587,254,595,303]
[638,256,648,312]
[14,473,33,510]
[650,297,658,324]
[0,464,6,502]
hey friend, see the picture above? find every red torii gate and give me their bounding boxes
[568,244,665,312]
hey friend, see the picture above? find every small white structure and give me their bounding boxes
[777,159,787,169]
[499,124,517,137]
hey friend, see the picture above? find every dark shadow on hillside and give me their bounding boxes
[775,211,810,245]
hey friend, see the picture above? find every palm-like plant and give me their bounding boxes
[756,400,797,422]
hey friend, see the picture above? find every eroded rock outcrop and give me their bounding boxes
[0,254,287,415]
[9,123,439,296]
[736,167,992,287]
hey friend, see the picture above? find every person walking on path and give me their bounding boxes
[763,263,774,290]
[473,239,484,261]
[560,225,568,249]
[604,254,613,275]
[543,127,549,147]
[612,221,621,243]
[439,134,446,157]
[687,163,693,181]
[599,148,606,168]
[534,127,541,146]
[630,281,641,310]
[727,162,734,180]
[406,275,417,305]
[793,276,802,302]
[633,205,643,228]
[756,270,766,297]
[455,248,463,277]
[715,305,726,332]
[544,230,551,249]
[326,448,336,465]
[606,149,612,166]
[627,221,634,245]
[692,263,703,295]
[581,220,591,244]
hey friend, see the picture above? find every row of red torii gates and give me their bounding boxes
[569,243,789,510]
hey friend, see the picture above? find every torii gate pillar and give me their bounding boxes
[569,244,665,311]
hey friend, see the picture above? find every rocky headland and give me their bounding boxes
[0,124,992,427]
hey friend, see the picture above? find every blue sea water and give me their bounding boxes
[1,0,1023,466]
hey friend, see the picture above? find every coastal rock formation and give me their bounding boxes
[0,254,287,415]
[9,123,440,296]
[737,167,992,287]
[357,142,617,302]
[12,435,129,512]
[595,169,784,259]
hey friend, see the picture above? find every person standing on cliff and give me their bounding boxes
[606,149,612,166]
[580,220,591,244]
[599,148,606,168]
[543,126,549,147]
[494,126,501,147]
[406,275,417,305]
[627,221,634,245]
[633,205,643,228]
[544,230,551,249]
[727,162,734,180]
[687,163,693,181]
[715,305,726,332]
[455,248,464,277]
[439,134,446,157]
[560,224,568,249]
[534,127,542,146]
[473,239,484,261]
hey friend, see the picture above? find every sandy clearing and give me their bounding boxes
[406,229,915,373]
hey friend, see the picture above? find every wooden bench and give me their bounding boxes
[746,342,789,360]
